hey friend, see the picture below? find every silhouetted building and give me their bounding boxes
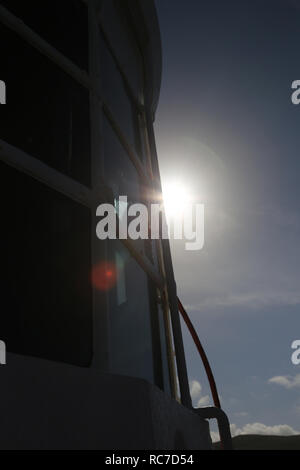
[0,0,221,449]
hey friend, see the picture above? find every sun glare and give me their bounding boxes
[162,181,192,220]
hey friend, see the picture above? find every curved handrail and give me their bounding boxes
[177,297,232,449]
[177,297,221,408]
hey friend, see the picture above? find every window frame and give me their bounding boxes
[0,0,174,396]
[0,1,163,281]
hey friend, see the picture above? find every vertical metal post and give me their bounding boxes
[161,235,192,408]
[145,111,192,408]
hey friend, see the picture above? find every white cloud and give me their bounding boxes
[234,411,249,417]
[211,422,299,443]
[269,374,300,389]
[233,423,299,436]
[186,290,300,311]
[190,379,201,400]
[197,395,210,406]
[189,379,211,408]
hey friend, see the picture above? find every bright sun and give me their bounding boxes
[162,181,192,220]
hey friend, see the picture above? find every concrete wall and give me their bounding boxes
[0,353,211,449]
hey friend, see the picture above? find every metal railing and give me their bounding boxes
[178,297,233,450]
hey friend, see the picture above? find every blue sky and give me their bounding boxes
[155,0,300,438]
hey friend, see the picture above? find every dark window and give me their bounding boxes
[102,116,141,201]
[0,23,91,186]
[0,162,92,366]
[100,0,144,97]
[102,116,145,254]
[105,240,155,383]
[0,0,88,70]
[99,30,143,160]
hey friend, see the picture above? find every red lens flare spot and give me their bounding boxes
[91,262,117,291]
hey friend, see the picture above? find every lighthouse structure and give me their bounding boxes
[0,0,230,449]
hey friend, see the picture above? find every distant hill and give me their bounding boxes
[213,434,300,450]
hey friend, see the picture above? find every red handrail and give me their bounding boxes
[177,297,221,409]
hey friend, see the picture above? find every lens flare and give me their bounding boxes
[91,261,117,291]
